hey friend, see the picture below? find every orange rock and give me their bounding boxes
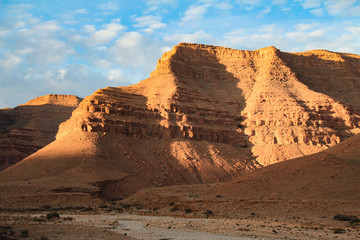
[0,43,359,201]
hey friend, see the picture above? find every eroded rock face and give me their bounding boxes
[57,43,360,166]
[0,95,82,170]
[1,43,359,201]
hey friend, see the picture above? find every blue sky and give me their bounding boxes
[1,0,360,108]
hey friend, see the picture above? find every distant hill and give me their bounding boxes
[0,94,82,170]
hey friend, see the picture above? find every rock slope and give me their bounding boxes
[58,43,360,166]
[125,133,360,219]
[0,43,359,201]
[0,94,82,170]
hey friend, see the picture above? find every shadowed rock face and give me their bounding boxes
[0,94,82,170]
[57,43,360,166]
[0,43,359,201]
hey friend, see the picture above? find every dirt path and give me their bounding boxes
[113,214,259,240]
[2,212,359,239]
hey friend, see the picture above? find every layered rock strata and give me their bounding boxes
[57,43,360,166]
[0,43,359,200]
[0,94,82,170]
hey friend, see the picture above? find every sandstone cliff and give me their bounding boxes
[57,43,360,166]
[0,94,82,170]
[0,43,359,201]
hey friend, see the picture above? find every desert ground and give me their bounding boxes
[0,195,359,240]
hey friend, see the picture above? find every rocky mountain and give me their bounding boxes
[0,94,82,170]
[55,43,360,167]
[0,43,359,203]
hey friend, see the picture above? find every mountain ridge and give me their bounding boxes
[0,43,359,204]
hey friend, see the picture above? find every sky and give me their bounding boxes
[1,0,360,108]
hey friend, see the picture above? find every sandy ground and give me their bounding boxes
[1,210,359,240]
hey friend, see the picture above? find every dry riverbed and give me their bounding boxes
[0,211,359,239]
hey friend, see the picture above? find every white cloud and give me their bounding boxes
[164,30,214,44]
[4,3,33,13]
[223,25,289,50]
[295,23,316,31]
[146,0,178,5]
[310,8,324,16]
[181,4,210,23]
[87,21,125,46]
[95,59,112,69]
[75,9,87,14]
[301,0,360,16]
[64,20,78,25]
[134,15,166,33]
[272,0,288,5]
[14,47,34,55]
[143,0,178,15]
[214,2,233,10]
[108,69,123,81]
[235,0,263,9]
[48,69,67,82]
[100,2,120,11]
[286,23,326,42]
[32,20,62,33]
[0,19,73,67]
[346,26,360,34]
[308,29,326,37]
[107,31,166,84]
[0,53,22,69]
[114,31,143,49]
[347,5,360,16]
[84,24,96,32]
[110,32,151,67]
[325,0,356,15]
[301,0,322,9]
[257,7,271,18]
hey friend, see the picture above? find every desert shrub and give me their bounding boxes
[184,208,192,214]
[113,207,123,213]
[132,204,144,210]
[120,203,131,209]
[204,210,214,217]
[170,206,179,212]
[63,217,74,221]
[0,226,12,230]
[33,218,46,222]
[40,205,52,210]
[333,228,345,234]
[20,230,29,237]
[334,214,360,223]
[81,207,93,212]
[46,212,60,220]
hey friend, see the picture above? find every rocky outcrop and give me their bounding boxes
[57,43,360,166]
[0,95,82,170]
[0,43,359,201]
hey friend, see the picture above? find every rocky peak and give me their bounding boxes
[21,94,82,107]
